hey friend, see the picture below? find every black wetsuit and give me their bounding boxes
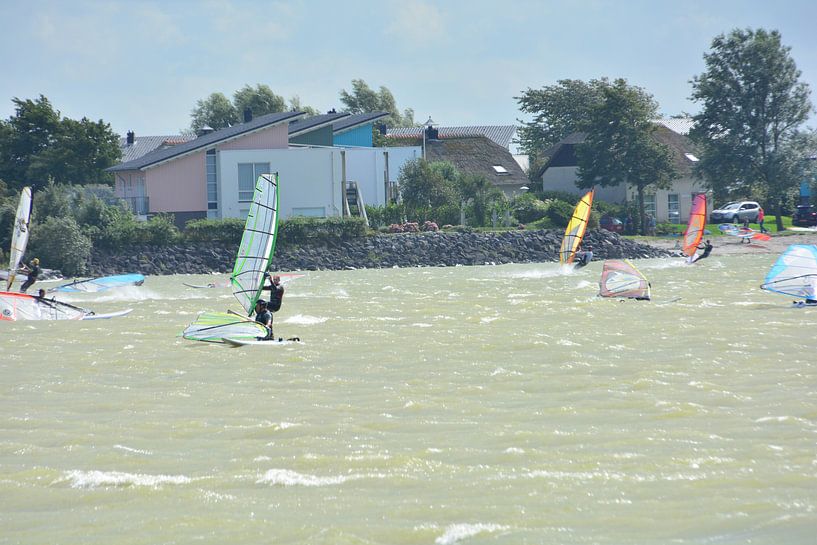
[694,243,713,262]
[265,283,284,312]
[575,251,593,268]
[20,265,40,293]
[255,309,273,339]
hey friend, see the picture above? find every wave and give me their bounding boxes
[435,523,509,544]
[58,470,191,489]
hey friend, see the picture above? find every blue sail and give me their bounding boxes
[50,274,145,293]
[761,245,817,299]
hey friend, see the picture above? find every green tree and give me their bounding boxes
[515,79,608,175]
[690,28,813,230]
[457,173,505,227]
[397,159,458,221]
[2,96,61,189]
[288,95,319,117]
[339,79,414,127]
[190,92,238,131]
[576,79,677,234]
[233,84,286,119]
[30,216,92,275]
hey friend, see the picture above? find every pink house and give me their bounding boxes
[108,111,303,226]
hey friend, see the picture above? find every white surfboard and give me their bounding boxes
[223,336,301,347]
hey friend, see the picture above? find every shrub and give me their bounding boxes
[546,199,576,227]
[135,214,180,245]
[421,221,439,232]
[277,216,367,245]
[512,193,549,224]
[29,216,92,276]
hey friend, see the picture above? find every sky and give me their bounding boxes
[2,0,817,138]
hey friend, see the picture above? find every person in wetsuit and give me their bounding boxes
[574,245,593,269]
[254,299,273,340]
[19,257,41,293]
[263,273,285,312]
[693,240,714,263]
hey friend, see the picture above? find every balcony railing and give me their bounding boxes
[122,196,149,215]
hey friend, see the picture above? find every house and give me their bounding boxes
[333,112,390,147]
[423,134,529,198]
[386,125,517,150]
[108,110,421,226]
[537,119,707,223]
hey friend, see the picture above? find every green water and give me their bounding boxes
[1,254,815,544]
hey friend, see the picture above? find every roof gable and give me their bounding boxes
[109,111,304,172]
[289,112,350,137]
[333,112,389,134]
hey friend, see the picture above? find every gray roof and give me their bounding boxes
[425,136,528,187]
[333,112,389,133]
[656,117,694,135]
[108,111,304,172]
[118,134,195,163]
[387,125,517,149]
[288,112,350,137]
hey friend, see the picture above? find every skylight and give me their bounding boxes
[492,165,509,174]
[684,153,699,162]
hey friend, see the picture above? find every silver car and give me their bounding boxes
[709,201,760,223]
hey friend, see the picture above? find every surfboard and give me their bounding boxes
[223,336,301,347]
[182,282,220,289]
[82,308,134,320]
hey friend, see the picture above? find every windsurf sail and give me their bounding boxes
[182,312,269,343]
[682,194,707,257]
[760,245,817,299]
[560,188,595,265]
[7,187,32,290]
[0,292,87,321]
[230,173,280,315]
[49,274,145,293]
[599,260,651,300]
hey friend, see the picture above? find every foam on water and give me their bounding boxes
[435,523,509,544]
[58,470,191,489]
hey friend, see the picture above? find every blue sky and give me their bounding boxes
[2,0,816,137]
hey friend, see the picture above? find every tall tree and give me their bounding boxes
[233,84,286,119]
[690,28,813,230]
[398,159,458,221]
[515,79,609,178]
[339,79,414,127]
[288,96,319,117]
[190,92,238,131]
[0,96,120,190]
[576,79,676,234]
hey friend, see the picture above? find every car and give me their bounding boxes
[793,204,817,227]
[709,201,760,223]
[600,215,624,233]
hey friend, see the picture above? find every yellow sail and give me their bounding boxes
[559,189,595,265]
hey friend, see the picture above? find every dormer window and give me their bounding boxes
[492,165,509,175]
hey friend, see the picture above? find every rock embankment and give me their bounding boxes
[86,229,675,276]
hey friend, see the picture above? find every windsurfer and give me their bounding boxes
[575,245,593,268]
[693,240,714,263]
[19,258,40,293]
[254,299,273,340]
[263,273,285,312]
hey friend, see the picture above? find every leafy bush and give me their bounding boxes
[184,218,245,242]
[135,214,180,245]
[546,199,576,227]
[30,216,91,276]
[277,216,367,245]
[365,203,405,228]
[512,193,549,223]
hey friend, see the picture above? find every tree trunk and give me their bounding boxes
[775,196,785,231]
[637,186,646,235]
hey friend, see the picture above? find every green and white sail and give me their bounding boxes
[230,173,280,315]
[7,187,32,290]
[182,312,270,343]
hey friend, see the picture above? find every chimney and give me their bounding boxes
[243,107,252,123]
[196,126,215,137]
[126,130,135,145]
[378,123,387,135]
[327,108,336,114]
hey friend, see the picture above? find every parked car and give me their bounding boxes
[709,201,760,223]
[600,215,624,233]
[793,204,817,227]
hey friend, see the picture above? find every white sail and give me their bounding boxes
[0,292,86,321]
[230,173,280,315]
[7,187,32,290]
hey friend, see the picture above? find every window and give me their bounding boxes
[238,162,270,202]
[492,165,509,174]
[643,194,656,218]
[206,150,218,214]
[668,194,681,224]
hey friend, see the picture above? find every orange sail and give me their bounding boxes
[682,194,707,257]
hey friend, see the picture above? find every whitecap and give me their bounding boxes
[282,314,327,325]
[257,469,353,487]
[435,523,508,544]
[59,470,191,489]
[113,445,153,456]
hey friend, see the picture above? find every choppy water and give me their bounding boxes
[2,253,816,544]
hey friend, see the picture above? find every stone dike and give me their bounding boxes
[86,229,676,276]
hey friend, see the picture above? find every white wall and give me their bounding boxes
[218,148,344,219]
[337,146,421,209]
[541,166,627,203]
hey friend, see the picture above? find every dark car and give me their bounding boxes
[600,216,624,233]
[793,204,817,227]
